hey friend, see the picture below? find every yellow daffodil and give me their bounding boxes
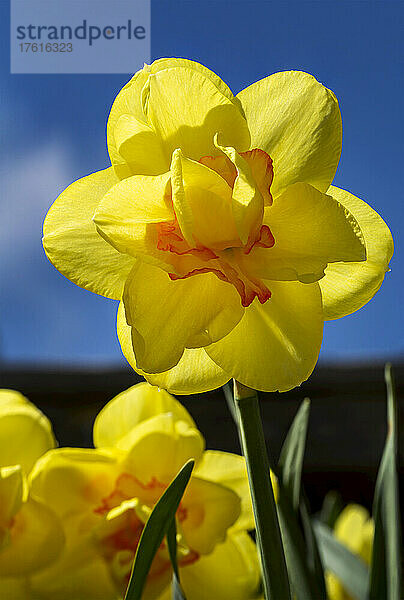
[28,382,261,600]
[0,390,64,599]
[43,58,393,393]
[326,504,374,600]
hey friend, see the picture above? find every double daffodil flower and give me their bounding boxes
[43,58,393,393]
[28,383,260,600]
[0,390,64,599]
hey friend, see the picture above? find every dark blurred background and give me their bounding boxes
[1,361,402,514]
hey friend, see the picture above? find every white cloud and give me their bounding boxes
[0,141,123,364]
[0,140,75,273]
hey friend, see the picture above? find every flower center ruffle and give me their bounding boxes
[156,149,275,307]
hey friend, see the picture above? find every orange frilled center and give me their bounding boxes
[94,473,198,583]
[156,149,275,308]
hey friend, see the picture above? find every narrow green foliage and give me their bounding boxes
[277,399,326,599]
[369,364,402,600]
[300,497,327,599]
[279,398,311,510]
[124,460,194,600]
[167,518,187,599]
[319,491,344,529]
[277,489,325,599]
[313,519,369,600]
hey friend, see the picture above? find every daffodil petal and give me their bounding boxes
[194,451,254,531]
[179,531,260,600]
[43,168,135,300]
[237,71,342,197]
[0,578,30,600]
[29,511,106,592]
[107,67,153,179]
[0,466,25,528]
[107,58,238,179]
[0,390,55,474]
[123,413,205,484]
[206,281,323,392]
[334,505,372,558]
[122,261,243,374]
[181,476,241,555]
[319,186,393,320]
[170,149,240,249]
[0,389,29,410]
[149,58,236,102]
[325,572,346,600]
[93,171,173,262]
[93,382,196,450]
[245,182,366,283]
[112,113,168,177]
[31,554,117,600]
[145,65,250,162]
[215,139,264,245]
[117,302,231,394]
[30,448,119,519]
[0,496,64,577]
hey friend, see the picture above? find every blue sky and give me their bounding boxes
[1,0,403,366]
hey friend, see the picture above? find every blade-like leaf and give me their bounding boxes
[171,573,186,600]
[276,399,325,599]
[369,364,402,600]
[300,496,327,599]
[313,519,369,600]
[124,460,194,600]
[279,398,310,510]
[167,518,187,599]
[277,489,325,600]
[319,490,344,529]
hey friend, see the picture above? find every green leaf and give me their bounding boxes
[279,398,310,510]
[124,460,194,600]
[167,518,179,578]
[313,519,369,600]
[167,518,187,599]
[369,364,402,600]
[171,573,186,600]
[300,497,327,599]
[277,490,325,600]
[319,491,344,529]
[276,398,326,599]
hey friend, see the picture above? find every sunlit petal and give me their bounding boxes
[0,390,55,475]
[206,281,323,392]
[117,302,231,394]
[93,382,196,450]
[43,168,135,300]
[237,70,342,197]
[30,448,119,519]
[319,186,394,319]
[244,182,365,283]
[179,532,260,600]
[122,261,243,374]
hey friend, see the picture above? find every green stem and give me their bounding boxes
[233,380,291,600]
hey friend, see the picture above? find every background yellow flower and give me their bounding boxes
[29,383,260,600]
[0,390,64,599]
